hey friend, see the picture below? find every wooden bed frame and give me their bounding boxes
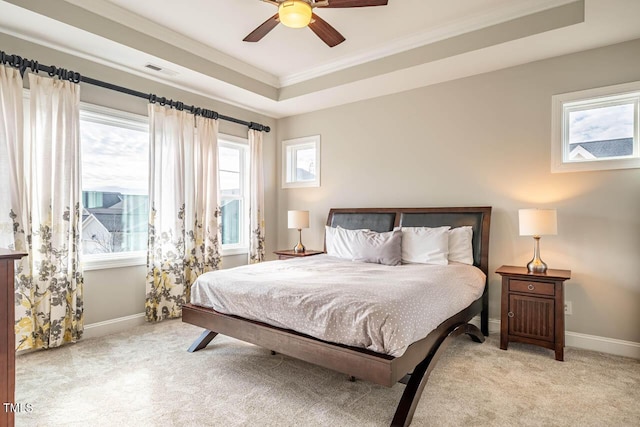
[182,206,492,426]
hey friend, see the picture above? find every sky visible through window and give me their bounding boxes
[296,147,315,177]
[219,144,240,195]
[569,103,634,144]
[81,121,240,194]
[81,120,148,195]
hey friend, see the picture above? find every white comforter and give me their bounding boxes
[190,255,486,357]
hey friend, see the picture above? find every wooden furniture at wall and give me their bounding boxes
[497,265,571,361]
[184,207,492,426]
[273,249,324,260]
[1,249,26,427]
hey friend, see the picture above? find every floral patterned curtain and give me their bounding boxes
[0,66,84,350]
[146,105,221,322]
[248,129,265,263]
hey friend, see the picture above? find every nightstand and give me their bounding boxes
[496,265,571,361]
[273,249,324,260]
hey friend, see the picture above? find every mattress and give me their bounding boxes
[190,255,486,357]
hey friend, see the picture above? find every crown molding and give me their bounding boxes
[62,0,580,88]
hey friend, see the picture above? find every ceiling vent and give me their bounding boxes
[144,63,178,77]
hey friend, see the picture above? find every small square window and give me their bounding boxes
[551,81,640,173]
[282,135,321,188]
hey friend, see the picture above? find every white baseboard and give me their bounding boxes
[82,312,146,340]
[564,331,640,359]
[471,316,640,359]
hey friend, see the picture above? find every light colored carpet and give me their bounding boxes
[15,319,640,427]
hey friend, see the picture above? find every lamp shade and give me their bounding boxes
[288,210,309,229]
[278,1,313,28]
[519,209,558,236]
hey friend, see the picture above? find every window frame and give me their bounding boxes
[218,134,250,256]
[551,81,640,173]
[78,103,149,271]
[282,135,321,188]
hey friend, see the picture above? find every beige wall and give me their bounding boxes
[276,38,640,343]
[1,33,277,325]
[82,253,248,325]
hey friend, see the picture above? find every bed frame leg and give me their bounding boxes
[391,323,484,427]
[187,329,218,353]
[481,286,489,336]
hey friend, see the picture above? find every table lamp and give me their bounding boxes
[519,208,557,273]
[288,210,309,253]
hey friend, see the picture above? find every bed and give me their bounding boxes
[182,207,491,426]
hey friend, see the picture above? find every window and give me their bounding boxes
[79,104,249,267]
[551,81,640,173]
[80,104,149,269]
[282,135,320,188]
[219,135,249,255]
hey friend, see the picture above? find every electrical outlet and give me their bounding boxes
[564,301,572,315]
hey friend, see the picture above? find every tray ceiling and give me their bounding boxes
[1,0,639,118]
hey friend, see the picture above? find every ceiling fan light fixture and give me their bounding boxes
[278,0,312,29]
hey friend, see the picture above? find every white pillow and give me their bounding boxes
[448,226,474,265]
[325,226,402,266]
[401,226,450,265]
[325,226,364,259]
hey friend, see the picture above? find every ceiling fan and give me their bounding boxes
[243,0,389,48]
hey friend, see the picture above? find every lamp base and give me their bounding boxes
[526,236,548,273]
[293,228,305,253]
[527,258,548,273]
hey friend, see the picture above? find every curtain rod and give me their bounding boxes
[0,50,271,133]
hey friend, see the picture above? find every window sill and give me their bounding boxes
[82,251,146,271]
[82,248,248,271]
[551,157,640,173]
[221,247,248,257]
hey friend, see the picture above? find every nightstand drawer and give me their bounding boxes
[509,279,554,296]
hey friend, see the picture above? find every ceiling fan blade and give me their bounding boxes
[321,0,388,7]
[308,13,346,47]
[243,13,280,42]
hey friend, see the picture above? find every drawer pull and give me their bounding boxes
[507,312,514,318]
[509,279,554,295]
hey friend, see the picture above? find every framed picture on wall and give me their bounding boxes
[282,135,320,188]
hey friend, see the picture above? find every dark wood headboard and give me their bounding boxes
[326,207,492,277]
